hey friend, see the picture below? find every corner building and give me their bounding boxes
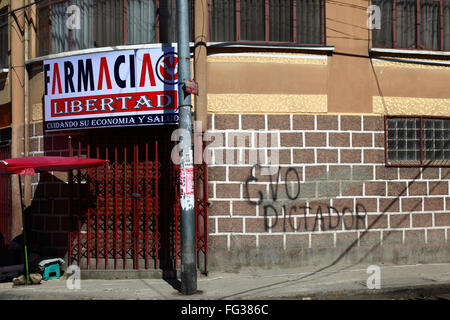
[0,0,449,274]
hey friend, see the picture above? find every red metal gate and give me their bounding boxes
[0,144,11,245]
[194,161,208,273]
[68,127,207,273]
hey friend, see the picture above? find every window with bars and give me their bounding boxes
[209,0,325,45]
[372,0,450,51]
[0,9,7,69]
[386,116,450,166]
[37,0,194,56]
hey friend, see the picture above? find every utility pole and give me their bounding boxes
[10,0,26,240]
[177,0,197,295]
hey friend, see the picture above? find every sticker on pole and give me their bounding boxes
[184,79,198,95]
[180,166,195,210]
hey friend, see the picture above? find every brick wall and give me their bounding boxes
[28,122,83,258]
[25,115,450,271]
[206,114,450,270]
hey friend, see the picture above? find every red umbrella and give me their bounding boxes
[0,156,107,175]
[0,156,108,284]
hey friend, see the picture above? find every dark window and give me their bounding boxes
[270,0,292,42]
[209,0,325,45]
[96,0,123,48]
[38,0,194,56]
[209,0,236,41]
[241,0,265,41]
[373,0,450,51]
[298,0,324,44]
[386,116,450,166]
[159,0,194,44]
[0,9,7,69]
[0,127,11,146]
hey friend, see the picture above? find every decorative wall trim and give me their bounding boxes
[208,94,328,114]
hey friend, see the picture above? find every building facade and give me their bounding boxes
[0,0,449,273]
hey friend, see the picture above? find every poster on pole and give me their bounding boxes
[43,47,179,132]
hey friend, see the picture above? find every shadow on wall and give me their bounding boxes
[214,165,450,299]
[27,171,90,262]
[24,128,87,263]
[33,126,183,272]
[210,164,450,272]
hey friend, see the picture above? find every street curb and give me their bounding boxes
[1,282,450,300]
[261,283,450,300]
[79,269,180,280]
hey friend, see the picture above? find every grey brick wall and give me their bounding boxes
[206,114,450,270]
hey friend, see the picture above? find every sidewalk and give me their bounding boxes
[1,262,450,300]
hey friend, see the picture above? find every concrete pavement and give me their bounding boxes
[1,262,450,300]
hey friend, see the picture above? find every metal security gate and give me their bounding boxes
[0,144,11,245]
[68,127,207,273]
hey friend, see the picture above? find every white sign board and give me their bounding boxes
[43,47,179,132]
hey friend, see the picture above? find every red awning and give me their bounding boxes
[0,156,107,175]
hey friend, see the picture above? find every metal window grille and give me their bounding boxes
[373,0,450,51]
[37,0,194,56]
[385,116,450,166]
[209,0,325,45]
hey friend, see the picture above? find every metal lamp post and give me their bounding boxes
[177,0,197,295]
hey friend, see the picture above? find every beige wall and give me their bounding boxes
[29,66,43,123]
[208,57,327,95]
[1,0,9,90]
[0,77,10,106]
[9,0,450,121]
[0,1,8,10]
[372,64,450,98]
[207,54,450,116]
[0,0,11,126]
[206,0,450,117]
[326,0,372,114]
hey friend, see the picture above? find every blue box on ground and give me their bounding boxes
[42,263,60,280]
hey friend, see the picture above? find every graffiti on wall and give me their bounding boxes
[244,164,368,232]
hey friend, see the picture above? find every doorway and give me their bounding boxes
[67,126,207,272]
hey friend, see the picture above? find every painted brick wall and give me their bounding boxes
[28,122,83,258]
[206,114,450,270]
[25,115,450,271]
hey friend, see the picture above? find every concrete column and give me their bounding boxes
[23,0,34,207]
[26,0,37,60]
[194,0,208,131]
[10,0,26,238]
[326,0,372,114]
